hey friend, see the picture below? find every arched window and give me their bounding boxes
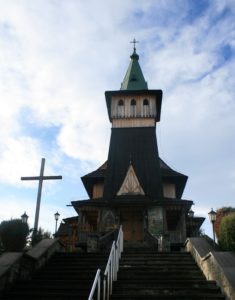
[130,99,136,117]
[143,99,149,106]
[143,99,150,116]
[118,99,124,106]
[117,99,125,117]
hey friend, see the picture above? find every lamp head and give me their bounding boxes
[208,208,217,223]
[188,209,194,218]
[54,211,60,221]
[21,212,29,224]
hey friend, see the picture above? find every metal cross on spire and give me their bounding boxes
[130,38,139,51]
[21,158,62,234]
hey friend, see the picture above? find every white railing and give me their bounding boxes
[103,241,116,300]
[88,269,101,300]
[88,225,123,300]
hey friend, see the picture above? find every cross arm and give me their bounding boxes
[43,176,62,180]
[21,176,40,181]
[21,176,62,181]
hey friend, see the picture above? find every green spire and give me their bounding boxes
[120,44,148,90]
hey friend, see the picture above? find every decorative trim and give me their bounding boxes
[117,164,145,196]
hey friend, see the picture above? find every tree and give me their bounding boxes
[219,213,235,251]
[0,219,29,251]
[214,207,235,239]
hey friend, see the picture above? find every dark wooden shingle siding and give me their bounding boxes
[103,127,163,200]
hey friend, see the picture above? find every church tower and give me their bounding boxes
[103,45,163,201]
[71,44,204,249]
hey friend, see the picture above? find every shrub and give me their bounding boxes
[214,207,235,239]
[0,219,29,251]
[219,213,235,251]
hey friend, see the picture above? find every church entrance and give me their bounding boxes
[120,209,144,242]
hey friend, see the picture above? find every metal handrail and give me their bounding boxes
[88,269,101,300]
[115,225,123,275]
[87,225,123,300]
[103,241,115,300]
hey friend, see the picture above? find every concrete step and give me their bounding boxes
[117,271,203,280]
[3,290,90,300]
[112,286,222,295]
[110,295,225,300]
[110,250,225,300]
[120,260,197,267]
[43,264,106,271]
[13,279,94,289]
[2,251,107,300]
[113,280,219,289]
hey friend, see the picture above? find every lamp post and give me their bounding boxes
[188,209,194,236]
[54,211,60,234]
[21,212,29,224]
[188,209,194,218]
[208,208,217,249]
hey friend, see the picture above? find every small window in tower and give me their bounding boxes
[143,99,149,106]
[131,99,136,106]
[143,99,150,116]
[130,99,136,117]
[117,99,125,117]
[118,99,124,106]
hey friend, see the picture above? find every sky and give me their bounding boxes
[0,0,234,237]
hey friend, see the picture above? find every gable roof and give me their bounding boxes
[117,163,145,196]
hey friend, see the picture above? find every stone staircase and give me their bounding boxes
[2,252,107,300]
[1,248,226,300]
[110,248,225,300]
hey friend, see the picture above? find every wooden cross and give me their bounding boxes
[21,158,62,233]
[130,38,139,51]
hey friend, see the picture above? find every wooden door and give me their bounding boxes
[121,210,143,242]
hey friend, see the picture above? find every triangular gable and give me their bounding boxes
[117,164,145,196]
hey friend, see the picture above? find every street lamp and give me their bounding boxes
[208,208,217,249]
[188,209,194,236]
[188,209,194,218]
[21,212,29,224]
[54,211,60,234]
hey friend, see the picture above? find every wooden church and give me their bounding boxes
[64,45,204,251]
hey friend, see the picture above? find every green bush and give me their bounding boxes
[219,213,235,251]
[0,219,29,251]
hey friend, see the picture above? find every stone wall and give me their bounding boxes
[185,237,235,300]
[0,238,64,293]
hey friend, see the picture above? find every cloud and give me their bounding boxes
[0,1,234,236]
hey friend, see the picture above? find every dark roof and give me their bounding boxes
[103,127,163,200]
[160,159,186,176]
[71,196,193,211]
[71,198,107,213]
[160,158,188,198]
[112,196,192,208]
[81,162,107,198]
[82,161,107,178]
[63,216,79,224]
[81,156,188,200]
[187,217,205,229]
[55,223,72,237]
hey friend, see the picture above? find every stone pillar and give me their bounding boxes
[158,234,170,252]
[177,209,186,242]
